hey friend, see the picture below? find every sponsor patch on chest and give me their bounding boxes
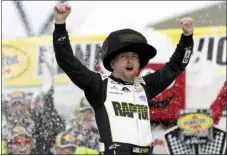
[134,83,144,93]
[139,95,147,102]
[111,101,149,120]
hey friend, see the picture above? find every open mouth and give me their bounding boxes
[125,67,133,71]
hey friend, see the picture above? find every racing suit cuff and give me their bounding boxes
[54,23,67,33]
[179,33,193,45]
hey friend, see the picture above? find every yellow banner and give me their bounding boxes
[158,26,226,44]
[2,35,106,87]
[2,26,226,87]
[158,26,226,73]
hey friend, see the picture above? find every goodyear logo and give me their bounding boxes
[13,126,26,133]
[177,113,213,132]
[2,45,30,80]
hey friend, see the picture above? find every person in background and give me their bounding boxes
[76,98,97,129]
[2,51,65,154]
[2,125,35,155]
[5,91,31,124]
[51,131,77,154]
[66,97,100,154]
[52,128,99,155]
[2,91,36,154]
[66,97,95,130]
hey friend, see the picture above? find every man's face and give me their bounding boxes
[75,109,95,128]
[54,146,75,154]
[10,142,32,154]
[112,52,140,81]
[8,102,29,119]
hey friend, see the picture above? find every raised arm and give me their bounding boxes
[143,17,194,99]
[53,3,102,92]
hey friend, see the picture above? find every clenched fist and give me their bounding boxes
[180,17,194,36]
[54,3,71,24]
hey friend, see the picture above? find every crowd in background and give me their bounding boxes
[1,53,100,155]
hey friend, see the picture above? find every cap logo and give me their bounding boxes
[119,34,144,42]
[63,134,76,143]
[13,126,26,133]
[12,91,24,98]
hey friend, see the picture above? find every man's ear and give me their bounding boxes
[110,60,114,70]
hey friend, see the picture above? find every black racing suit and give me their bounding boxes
[53,23,193,155]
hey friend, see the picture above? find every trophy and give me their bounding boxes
[164,109,226,154]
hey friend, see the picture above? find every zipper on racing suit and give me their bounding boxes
[133,83,140,145]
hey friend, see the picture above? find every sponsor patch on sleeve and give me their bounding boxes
[134,77,146,85]
[182,46,192,64]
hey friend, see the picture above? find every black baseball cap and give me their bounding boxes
[102,28,157,71]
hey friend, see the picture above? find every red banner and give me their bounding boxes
[138,63,186,122]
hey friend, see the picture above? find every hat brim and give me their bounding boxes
[103,42,157,71]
